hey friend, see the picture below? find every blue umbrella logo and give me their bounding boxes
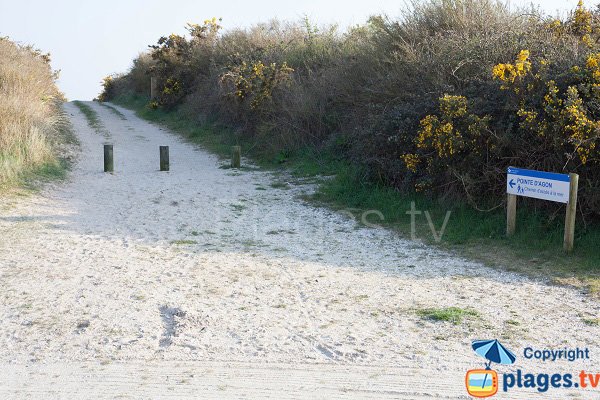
[472,339,517,368]
[470,339,516,392]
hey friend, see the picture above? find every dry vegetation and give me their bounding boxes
[102,0,600,224]
[0,37,68,188]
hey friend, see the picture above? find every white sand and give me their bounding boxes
[0,101,598,398]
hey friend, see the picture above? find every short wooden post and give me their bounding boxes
[150,77,157,99]
[563,173,579,253]
[506,193,517,236]
[231,145,241,168]
[104,144,113,173]
[160,146,170,171]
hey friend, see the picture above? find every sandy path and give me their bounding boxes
[0,101,598,398]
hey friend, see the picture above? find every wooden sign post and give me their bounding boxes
[231,146,241,168]
[506,167,579,253]
[563,173,579,252]
[506,193,517,237]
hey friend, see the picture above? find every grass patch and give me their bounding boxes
[112,93,600,297]
[241,239,266,247]
[20,158,69,186]
[0,159,63,196]
[266,229,296,235]
[170,239,197,245]
[311,165,600,295]
[73,101,107,136]
[269,182,289,189]
[417,307,480,325]
[99,102,127,120]
[583,318,600,326]
[1,123,77,194]
[230,204,246,212]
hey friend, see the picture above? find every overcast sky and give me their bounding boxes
[0,0,583,100]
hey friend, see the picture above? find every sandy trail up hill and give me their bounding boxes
[0,101,598,399]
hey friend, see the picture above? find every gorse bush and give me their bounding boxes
[102,0,600,222]
[0,37,66,187]
[220,60,294,111]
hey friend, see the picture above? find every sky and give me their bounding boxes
[0,0,584,100]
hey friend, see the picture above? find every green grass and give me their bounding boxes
[6,158,70,194]
[27,158,69,182]
[269,182,289,189]
[99,102,127,120]
[230,204,246,212]
[416,307,480,325]
[73,101,107,136]
[2,124,77,193]
[583,318,600,326]
[313,165,600,291]
[112,93,600,297]
[170,240,197,245]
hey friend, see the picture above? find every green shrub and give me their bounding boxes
[101,0,600,222]
[0,37,66,187]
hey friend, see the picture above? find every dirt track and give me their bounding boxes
[0,101,598,398]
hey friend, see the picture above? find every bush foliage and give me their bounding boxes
[101,0,600,222]
[0,37,66,187]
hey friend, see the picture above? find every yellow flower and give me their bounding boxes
[563,86,597,164]
[573,0,594,47]
[492,50,531,87]
[547,19,562,31]
[586,54,599,69]
[517,50,530,62]
[439,94,467,118]
[401,154,420,172]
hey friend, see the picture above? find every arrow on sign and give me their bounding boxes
[509,179,516,189]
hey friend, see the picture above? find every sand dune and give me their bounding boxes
[0,101,597,398]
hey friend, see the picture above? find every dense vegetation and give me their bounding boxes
[0,37,69,188]
[101,0,600,224]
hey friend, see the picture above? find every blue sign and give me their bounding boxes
[507,167,571,204]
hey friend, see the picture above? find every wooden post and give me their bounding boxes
[160,146,170,171]
[104,144,113,173]
[506,194,517,237]
[150,77,157,99]
[231,145,241,168]
[563,173,579,253]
